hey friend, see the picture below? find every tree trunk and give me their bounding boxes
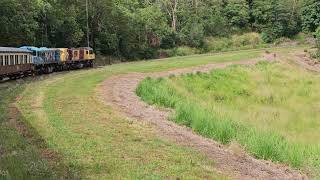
[171,0,177,32]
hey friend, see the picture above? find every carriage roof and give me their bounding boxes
[0,47,32,53]
[20,46,41,52]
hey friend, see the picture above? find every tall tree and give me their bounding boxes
[224,0,250,31]
[0,0,39,46]
[302,0,320,32]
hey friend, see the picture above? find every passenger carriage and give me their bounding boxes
[0,47,33,80]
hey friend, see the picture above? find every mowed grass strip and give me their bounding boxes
[17,74,225,179]
[136,61,320,177]
[13,49,268,179]
[0,82,71,180]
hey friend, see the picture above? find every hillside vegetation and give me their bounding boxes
[137,59,320,177]
[0,0,319,59]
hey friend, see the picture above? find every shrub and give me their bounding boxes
[261,32,274,43]
[312,27,320,60]
[157,46,199,58]
[293,32,316,45]
[315,27,320,49]
[309,51,320,60]
[204,33,267,53]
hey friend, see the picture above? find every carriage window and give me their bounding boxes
[19,55,23,64]
[0,55,3,66]
[10,55,14,65]
[32,51,37,56]
[15,55,19,64]
[24,55,28,63]
[89,50,94,54]
[86,51,89,55]
[5,55,9,65]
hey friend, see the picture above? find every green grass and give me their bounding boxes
[16,73,223,179]
[0,46,306,179]
[136,60,320,177]
[0,82,71,180]
[11,48,271,179]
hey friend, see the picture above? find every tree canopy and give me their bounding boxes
[0,0,318,59]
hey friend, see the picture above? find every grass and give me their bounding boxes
[136,60,320,177]
[0,82,69,180]
[9,48,272,179]
[0,46,306,179]
[17,75,223,179]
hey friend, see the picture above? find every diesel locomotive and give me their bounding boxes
[0,47,95,80]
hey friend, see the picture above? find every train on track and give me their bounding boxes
[0,47,95,80]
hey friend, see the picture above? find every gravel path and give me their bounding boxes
[98,56,306,180]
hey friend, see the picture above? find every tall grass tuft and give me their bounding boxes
[175,101,236,144]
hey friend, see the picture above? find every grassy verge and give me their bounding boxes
[136,60,320,177]
[12,48,268,179]
[0,82,70,179]
[17,74,225,179]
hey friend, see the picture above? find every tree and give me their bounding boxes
[0,0,39,46]
[224,0,250,31]
[252,0,293,42]
[160,0,178,33]
[302,0,320,32]
[0,0,311,59]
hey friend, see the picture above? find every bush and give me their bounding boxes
[315,27,320,49]
[157,46,199,58]
[293,32,316,45]
[309,50,320,60]
[261,32,275,43]
[312,27,320,60]
[204,33,267,52]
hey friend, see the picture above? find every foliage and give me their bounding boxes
[223,0,250,31]
[204,33,267,52]
[0,0,314,59]
[316,27,320,48]
[0,0,38,46]
[302,0,320,32]
[293,32,316,45]
[252,0,298,42]
[158,46,199,58]
[312,27,320,59]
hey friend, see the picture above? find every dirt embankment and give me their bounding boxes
[290,53,320,72]
[99,55,306,180]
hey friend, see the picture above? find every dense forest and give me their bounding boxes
[0,0,319,59]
